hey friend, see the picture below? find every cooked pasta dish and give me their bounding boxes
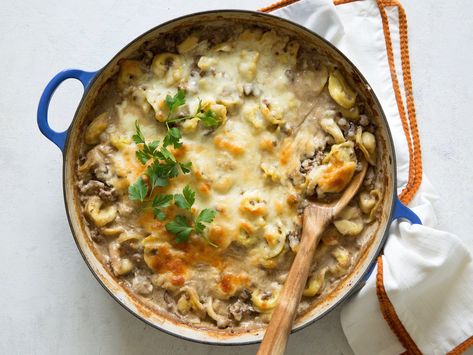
[76,25,383,329]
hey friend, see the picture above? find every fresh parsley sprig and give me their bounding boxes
[128,122,192,220]
[165,185,217,247]
[128,122,217,246]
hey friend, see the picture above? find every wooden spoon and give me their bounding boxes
[257,161,368,355]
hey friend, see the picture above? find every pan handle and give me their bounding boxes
[392,198,422,225]
[37,69,97,152]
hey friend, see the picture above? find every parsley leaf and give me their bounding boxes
[179,161,192,174]
[165,89,186,115]
[146,160,180,188]
[157,145,176,163]
[174,185,195,210]
[133,122,160,164]
[163,127,182,148]
[153,209,166,221]
[165,215,193,243]
[128,177,148,202]
[136,150,150,165]
[198,109,220,128]
[151,194,173,221]
[132,121,145,144]
[194,208,217,235]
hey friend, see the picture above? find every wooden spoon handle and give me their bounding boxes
[257,207,330,355]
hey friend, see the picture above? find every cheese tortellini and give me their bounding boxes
[333,206,364,236]
[328,69,357,109]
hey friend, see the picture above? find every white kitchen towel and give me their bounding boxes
[269,0,473,353]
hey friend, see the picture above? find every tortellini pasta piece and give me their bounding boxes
[236,218,265,247]
[330,246,351,277]
[130,87,153,114]
[320,117,345,144]
[260,101,284,125]
[116,231,143,245]
[242,102,266,130]
[328,70,357,109]
[110,134,131,150]
[117,59,143,89]
[238,50,259,81]
[100,224,124,237]
[78,146,103,174]
[315,141,357,193]
[359,189,382,221]
[177,35,199,54]
[303,267,328,297]
[239,190,268,217]
[213,175,235,194]
[151,53,183,85]
[339,105,360,121]
[333,206,364,236]
[355,127,377,165]
[262,222,287,259]
[142,236,166,270]
[260,162,281,182]
[251,288,280,313]
[177,294,191,315]
[85,112,108,145]
[108,240,134,276]
[85,196,117,227]
[197,56,217,71]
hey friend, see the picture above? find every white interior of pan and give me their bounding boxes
[62,11,396,345]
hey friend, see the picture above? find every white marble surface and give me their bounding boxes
[0,0,472,354]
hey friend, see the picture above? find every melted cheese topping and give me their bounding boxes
[76,25,383,330]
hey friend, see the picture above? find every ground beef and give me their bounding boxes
[132,275,153,296]
[78,180,105,195]
[228,299,253,322]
